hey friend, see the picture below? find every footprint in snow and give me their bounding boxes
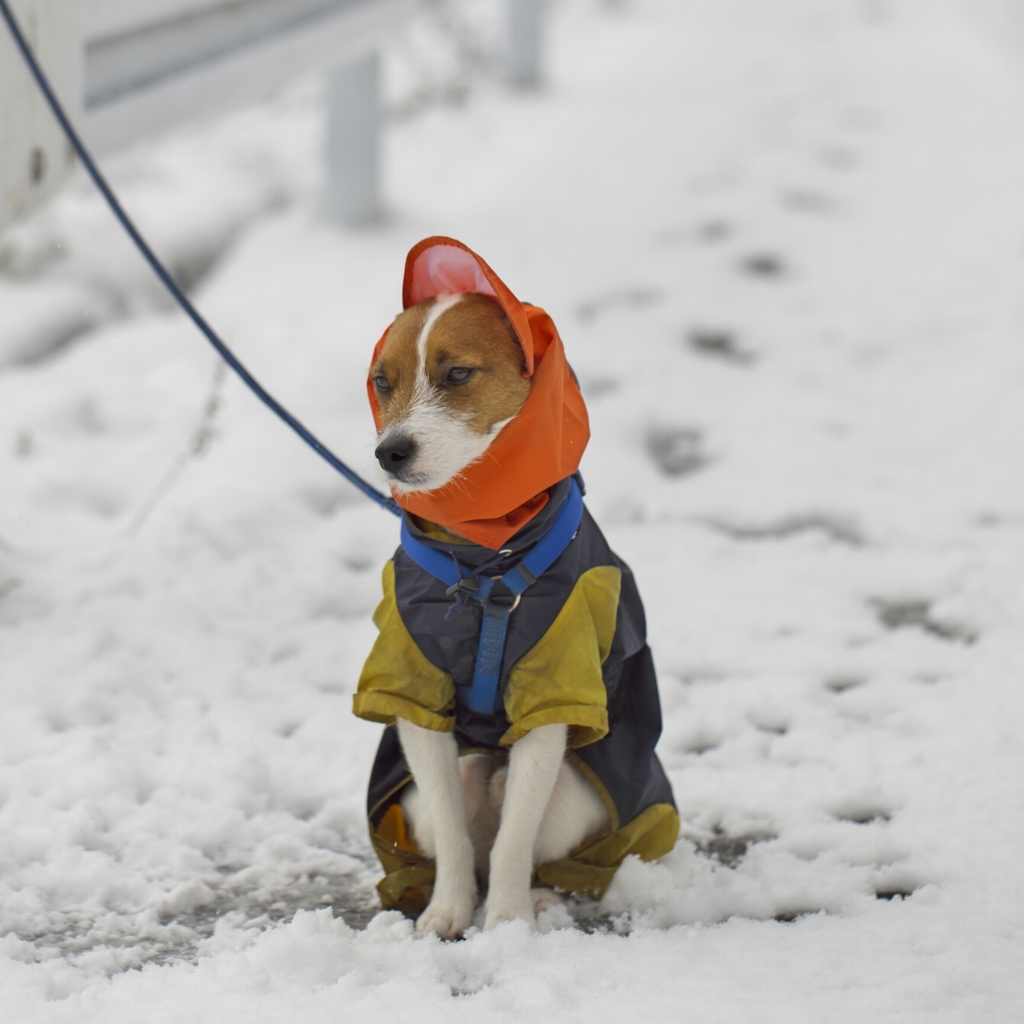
[686,326,755,366]
[741,252,787,279]
[871,598,977,645]
[704,512,864,547]
[834,806,892,826]
[824,675,867,694]
[645,425,707,477]
[694,828,778,869]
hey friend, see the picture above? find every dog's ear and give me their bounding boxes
[406,242,498,305]
[403,237,537,377]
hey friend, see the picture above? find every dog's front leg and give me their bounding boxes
[485,722,567,930]
[396,718,477,938]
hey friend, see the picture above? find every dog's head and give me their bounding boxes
[370,292,530,494]
[366,238,588,548]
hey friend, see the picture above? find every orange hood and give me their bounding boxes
[367,237,590,549]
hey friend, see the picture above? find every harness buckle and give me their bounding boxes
[444,577,479,599]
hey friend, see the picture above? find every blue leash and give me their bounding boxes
[399,477,585,714]
[0,0,399,517]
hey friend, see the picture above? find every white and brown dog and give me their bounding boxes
[354,238,677,937]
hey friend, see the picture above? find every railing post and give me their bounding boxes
[325,50,381,225]
[506,0,542,88]
[0,0,82,232]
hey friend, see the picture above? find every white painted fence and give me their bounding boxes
[1,0,548,231]
[81,1,409,155]
[1,0,412,229]
[0,1,83,230]
[505,0,540,87]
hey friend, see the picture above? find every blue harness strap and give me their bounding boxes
[399,477,585,714]
[398,519,462,588]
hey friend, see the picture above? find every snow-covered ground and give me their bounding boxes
[3,0,1024,1019]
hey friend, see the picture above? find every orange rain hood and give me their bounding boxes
[367,237,590,549]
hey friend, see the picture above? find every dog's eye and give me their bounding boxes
[373,375,390,392]
[446,367,474,385]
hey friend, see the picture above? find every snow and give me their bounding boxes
[2,0,1024,1019]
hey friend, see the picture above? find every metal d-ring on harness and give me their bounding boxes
[0,0,399,518]
[398,476,586,715]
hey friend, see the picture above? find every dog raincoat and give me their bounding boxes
[354,239,678,915]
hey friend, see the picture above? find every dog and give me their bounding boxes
[353,238,677,938]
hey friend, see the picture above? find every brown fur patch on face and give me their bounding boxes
[372,293,530,434]
[370,299,433,427]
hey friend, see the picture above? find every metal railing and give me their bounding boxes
[1,0,413,228]
[2,0,548,231]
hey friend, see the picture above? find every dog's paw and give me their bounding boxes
[483,889,537,931]
[531,887,564,916]
[417,896,476,940]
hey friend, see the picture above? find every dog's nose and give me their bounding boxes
[375,435,416,472]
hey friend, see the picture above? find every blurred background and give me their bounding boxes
[2,0,1024,1014]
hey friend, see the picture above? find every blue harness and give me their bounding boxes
[398,477,585,715]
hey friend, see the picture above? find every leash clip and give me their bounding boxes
[445,577,479,599]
